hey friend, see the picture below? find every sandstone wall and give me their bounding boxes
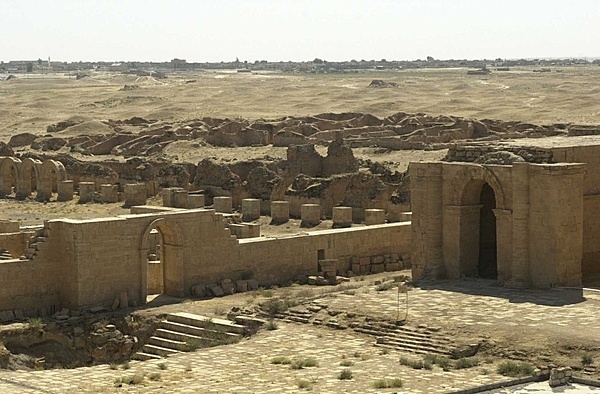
[583,195,600,281]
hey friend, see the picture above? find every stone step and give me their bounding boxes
[148,336,188,352]
[167,312,246,335]
[132,352,162,361]
[377,337,452,355]
[374,341,451,356]
[154,328,217,347]
[139,344,180,358]
[160,321,242,340]
[355,327,450,346]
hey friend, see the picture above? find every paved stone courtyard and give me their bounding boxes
[0,278,598,393]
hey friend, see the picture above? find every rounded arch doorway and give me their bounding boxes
[140,219,185,302]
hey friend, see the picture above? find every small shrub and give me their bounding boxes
[497,361,534,377]
[297,379,312,390]
[372,378,403,389]
[121,362,131,370]
[424,354,452,370]
[183,338,203,351]
[27,317,43,330]
[158,362,167,370]
[148,372,161,381]
[376,282,396,292]
[259,288,273,298]
[399,356,431,370]
[340,360,354,367]
[213,305,226,315]
[380,348,390,355]
[115,372,145,386]
[271,356,292,365]
[454,357,479,369]
[266,320,278,331]
[582,352,594,366]
[338,368,353,380]
[291,357,318,370]
[109,363,119,370]
[353,351,361,358]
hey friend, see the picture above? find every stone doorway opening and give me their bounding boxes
[478,183,497,279]
[141,219,185,303]
[146,228,164,296]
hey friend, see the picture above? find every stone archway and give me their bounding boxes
[0,157,21,198]
[17,158,41,200]
[140,218,185,302]
[443,165,508,280]
[36,160,67,201]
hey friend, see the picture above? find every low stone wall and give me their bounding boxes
[445,145,554,163]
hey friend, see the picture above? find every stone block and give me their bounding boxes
[0,310,15,322]
[365,209,386,225]
[235,280,248,292]
[78,182,96,203]
[188,194,205,208]
[332,206,353,228]
[308,276,317,285]
[372,255,385,264]
[246,279,259,291]
[190,284,206,297]
[221,280,235,295]
[172,189,189,208]
[207,284,225,297]
[214,196,233,213]
[0,220,20,233]
[242,198,261,221]
[360,265,370,275]
[246,223,260,238]
[270,201,289,224]
[370,264,385,274]
[124,183,147,207]
[300,204,320,227]
[385,262,400,272]
[359,257,371,266]
[351,263,361,275]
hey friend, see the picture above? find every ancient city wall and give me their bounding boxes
[0,209,411,315]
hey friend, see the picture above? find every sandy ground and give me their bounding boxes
[2,66,600,143]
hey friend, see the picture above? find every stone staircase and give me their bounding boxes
[23,226,49,260]
[133,312,249,361]
[272,305,453,356]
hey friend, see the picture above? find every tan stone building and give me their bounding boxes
[410,137,600,288]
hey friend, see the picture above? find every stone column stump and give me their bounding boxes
[332,206,353,228]
[78,182,96,203]
[57,180,74,202]
[301,204,321,227]
[365,209,386,225]
[242,198,261,221]
[214,196,233,213]
[270,201,289,224]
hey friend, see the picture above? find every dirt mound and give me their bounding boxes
[8,133,37,148]
[368,80,398,88]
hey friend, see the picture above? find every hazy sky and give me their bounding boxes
[1,0,598,62]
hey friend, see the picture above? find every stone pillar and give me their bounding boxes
[301,204,320,227]
[410,163,444,280]
[365,209,386,225]
[101,184,118,203]
[270,201,289,224]
[242,198,261,221]
[493,209,513,283]
[214,196,232,213]
[172,189,189,208]
[36,180,52,202]
[332,206,353,228]
[57,180,74,202]
[15,179,31,200]
[78,182,96,203]
[188,194,205,208]
[124,183,147,207]
[510,162,530,288]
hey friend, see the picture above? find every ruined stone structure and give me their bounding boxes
[0,209,410,316]
[410,138,600,288]
[0,157,67,201]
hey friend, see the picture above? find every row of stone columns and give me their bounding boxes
[54,181,148,207]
